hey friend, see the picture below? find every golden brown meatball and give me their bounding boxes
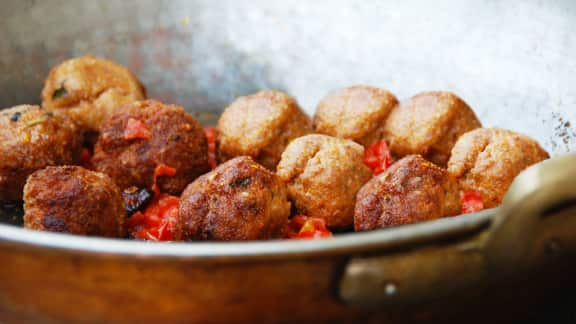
[23,166,125,237]
[276,134,372,230]
[176,156,290,241]
[313,85,399,146]
[384,91,481,166]
[41,55,145,133]
[217,90,313,170]
[92,100,210,195]
[0,105,83,201]
[355,155,461,231]
[447,128,549,208]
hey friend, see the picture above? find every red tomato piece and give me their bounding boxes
[286,215,332,239]
[461,189,484,214]
[364,140,393,176]
[204,127,218,169]
[152,163,177,195]
[127,194,180,241]
[124,118,152,140]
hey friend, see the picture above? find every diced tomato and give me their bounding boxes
[124,118,152,140]
[127,194,180,241]
[285,215,332,239]
[204,127,218,169]
[152,163,177,195]
[81,148,93,170]
[364,140,393,175]
[461,189,484,214]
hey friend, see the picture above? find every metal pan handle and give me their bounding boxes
[339,154,576,309]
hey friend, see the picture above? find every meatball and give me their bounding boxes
[0,105,83,201]
[176,156,290,241]
[447,128,549,208]
[217,90,312,170]
[313,85,399,146]
[355,155,461,232]
[23,166,125,237]
[41,55,145,133]
[92,100,210,195]
[383,91,481,166]
[276,134,372,230]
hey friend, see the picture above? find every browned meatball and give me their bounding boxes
[42,55,146,133]
[276,134,372,230]
[92,100,210,195]
[23,166,125,237]
[355,155,461,231]
[384,91,481,166]
[447,128,549,208]
[217,90,312,170]
[176,156,290,241]
[0,105,83,201]
[313,85,399,146]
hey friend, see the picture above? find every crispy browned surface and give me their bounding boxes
[276,134,372,230]
[177,156,290,241]
[384,91,481,166]
[41,55,145,132]
[447,128,549,208]
[92,100,210,195]
[313,85,398,146]
[355,155,460,231]
[217,90,313,170]
[0,105,83,201]
[23,166,125,237]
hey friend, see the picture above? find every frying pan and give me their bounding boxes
[1,0,576,322]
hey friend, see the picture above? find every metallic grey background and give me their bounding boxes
[1,0,575,153]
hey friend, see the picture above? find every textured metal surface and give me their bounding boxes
[1,0,576,152]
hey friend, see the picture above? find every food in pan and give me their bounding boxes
[92,99,210,195]
[447,127,549,208]
[177,156,290,241]
[41,55,146,133]
[217,90,313,170]
[23,166,125,237]
[384,91,482,166]
[0,105,83,202]
[313,85,398,147]
[276,134,372,230]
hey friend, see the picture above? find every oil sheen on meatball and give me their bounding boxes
[0,105,83,201]
[313,85,398,147]
[384,91,481,166]
[23,166,125,237]
[177,156,290,241]
[355,155,461,231]
[217,90,313,170]
[41,55,145,132]
[276,134,372,230]
[447,128,549,208]
[92,100,210,195]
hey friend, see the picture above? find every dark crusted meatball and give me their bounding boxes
[92,100,210,195]
[276,134,372,230]
[0,105,83,201]
[42,55,146,133]
[383,91,481,166]
[23,166,125,237]
[313,85,399,146]
[217,90,313,170]
[355,155,461,231]
[176,156,290,241]
[447,128,549,208]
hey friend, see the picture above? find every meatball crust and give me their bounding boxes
[313,85,399,146]
[23,166,125,237]
[217,90,313,170]
[447,128,549,208]
[177,156,290,241]
[92,100,210,195]
[384,91,481,166]
[42,55,145,132]
[0,105,83,201]
[355,155,461,232]
[276,134,372,230]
